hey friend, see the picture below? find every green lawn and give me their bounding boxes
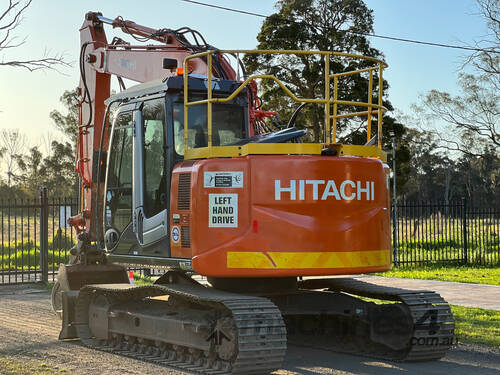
[132,273,154,285]
[0,358,66,374]
[451,305,500,348]
[376,266,500,285]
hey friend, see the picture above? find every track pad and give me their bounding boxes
[369,303,413,350]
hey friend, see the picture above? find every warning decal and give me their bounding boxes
[209,194,238,228]
[204,171,243,188]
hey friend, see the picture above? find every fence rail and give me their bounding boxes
[1,192,499,285]
[393,199,500,267]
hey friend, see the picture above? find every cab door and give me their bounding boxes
[103,107,134,250]
[132,98,169,247]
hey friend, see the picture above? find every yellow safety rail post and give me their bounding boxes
[367,69,373,143]
[378,64,383,148]
[332,75,338,143]
[183,50,388,160]
[207,53,213,148]
[324,55,331,144]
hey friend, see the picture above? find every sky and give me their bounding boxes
[0,0,489,149]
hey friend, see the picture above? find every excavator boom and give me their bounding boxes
[75,12,238,236]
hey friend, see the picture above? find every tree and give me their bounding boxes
[0,145,5,179]
[13,140,76,198]
[400,128,458,201]
[402,0,500,202]
[42,141,77,197]
[47,88,79,197]
[415,73,499,157]
[0,86,78,197]
[49,89,79,143]
[465,0,499,87]
[244,0,411,191]
[412,0,499,157]
[245,0,388,139]
[0,129,26,186]
[455,146,500,204]
[13,145,44,193]
[0,0,69,71]
[400,127,499,204]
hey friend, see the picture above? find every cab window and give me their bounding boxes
[173,103,246,156]
[105,112,133,233]
[142,98,166,218]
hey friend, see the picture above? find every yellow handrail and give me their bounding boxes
[183,49,388,159]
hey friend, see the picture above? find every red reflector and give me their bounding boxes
[252,220,258,233]
[176,67,185,76]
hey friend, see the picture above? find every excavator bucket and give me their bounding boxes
[56,263,129,340]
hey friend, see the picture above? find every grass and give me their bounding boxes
[451,305,500,348]
[393,215,499,265]
[1,214,77,246]
[376,265,500,285]
[0,358,66,374]
[0,248,70,271]
[132,273,154,285]
[0,234,74,272]
[395,247,499,267]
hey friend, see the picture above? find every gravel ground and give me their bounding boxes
[0,284,499,375]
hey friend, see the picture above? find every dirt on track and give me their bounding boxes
[0,284,499,375]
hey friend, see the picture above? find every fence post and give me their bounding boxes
[390,131,398,267]
[392,199,398,267]
[40,188,49,284]
[462,197,468,265]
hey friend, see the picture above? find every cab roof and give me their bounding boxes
[104,76,245,106]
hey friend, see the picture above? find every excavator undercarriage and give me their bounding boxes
[57,267,454,374]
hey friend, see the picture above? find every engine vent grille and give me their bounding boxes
[181,226,191,248]
[177,173,191,210]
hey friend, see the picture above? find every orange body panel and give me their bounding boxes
[170,156,392,277]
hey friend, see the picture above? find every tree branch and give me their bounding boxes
[0,52,71,72]
[0,0,31,31]
[0,0,71,72]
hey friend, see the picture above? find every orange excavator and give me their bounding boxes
[53,12,455,374]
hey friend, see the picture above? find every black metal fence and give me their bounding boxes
[393,199,500,267]
[1,192,499,285]
[0,189,78,284]
[0,189,160,285]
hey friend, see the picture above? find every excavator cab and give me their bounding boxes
[101,76,252,262]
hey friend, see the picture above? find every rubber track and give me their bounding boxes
[298,277,455,361]
[74,283,287,375]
